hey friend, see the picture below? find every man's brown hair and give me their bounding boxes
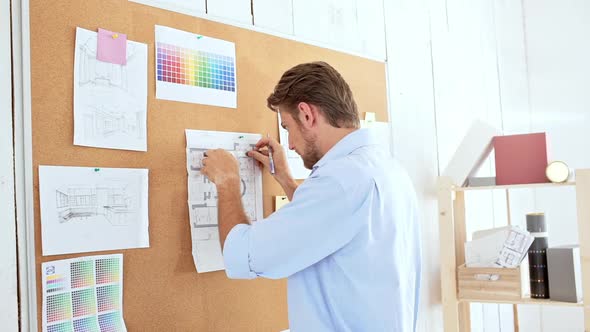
[267,61,360,129]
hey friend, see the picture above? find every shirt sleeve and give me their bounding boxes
[223,172,375,279]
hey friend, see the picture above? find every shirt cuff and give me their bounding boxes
[223,224,257,279]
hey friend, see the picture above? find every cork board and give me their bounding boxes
[30,0,388,330]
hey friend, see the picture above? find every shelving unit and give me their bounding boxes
[437,169,590,331]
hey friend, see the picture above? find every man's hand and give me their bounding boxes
[200,149,248,248]
[200,149,240,187]
[247,136,299,200]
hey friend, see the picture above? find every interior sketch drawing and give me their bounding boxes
[83,105,144,140]
[78,35,138,90]
[56,183,136,226]
[39,165,150,256]
[74,27,148,151]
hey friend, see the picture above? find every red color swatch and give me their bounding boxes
[493,133,549,185]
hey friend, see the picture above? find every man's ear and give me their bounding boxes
[297,102,320,129]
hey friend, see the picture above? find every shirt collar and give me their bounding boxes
[312,128,378,171]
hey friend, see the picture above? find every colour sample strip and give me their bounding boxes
[70,260,95,288]
[47,292,73,322]
[46,274,67,293]
[97,284,120,312]
[156,42,235,92]
[73,317,100,332]
[99,312,126,332]
[96,257,120,284]
[72,288,97,317]
[47,322,74,332]
[155,25,237,108]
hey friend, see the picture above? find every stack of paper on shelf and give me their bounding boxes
[465,226,534,268]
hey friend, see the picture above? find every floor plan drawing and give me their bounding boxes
[185,130,263,273]
[40,165,150,256]
[74,27,148,152]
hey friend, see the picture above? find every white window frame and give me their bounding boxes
[1,0,19,328]
[12,0,37,330]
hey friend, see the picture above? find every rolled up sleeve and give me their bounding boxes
[223,224,257,279]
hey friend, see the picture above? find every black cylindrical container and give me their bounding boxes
[526,213,549,299]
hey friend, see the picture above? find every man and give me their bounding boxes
[200,62,421,331]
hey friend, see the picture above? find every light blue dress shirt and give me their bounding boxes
[223,128,421,332]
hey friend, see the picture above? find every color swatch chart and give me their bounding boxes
[42,254,126,332]
[155,25,237,108]
[157,42,235,92]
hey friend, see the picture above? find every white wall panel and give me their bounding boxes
[293,0,361,54]
[356,0,386,60]
[384,0,442,330]
[252,0,293,35]
[207,0,253,24]
[520,0,590,330]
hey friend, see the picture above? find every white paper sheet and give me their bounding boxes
[361,118,392,157]
[129,0,206,16]
[466,226,534,268]
[42,254,126,332]
[156,25,237,108]
[186,129,263,272]
[39,166,149,256]
[73,27,148,151]
[278,112,310,180]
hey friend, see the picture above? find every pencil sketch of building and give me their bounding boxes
[77,36,138,90]
[83,105,144,140]
[55,184,135,226]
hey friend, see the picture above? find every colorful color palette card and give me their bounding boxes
[155,25,237,108]
[42,254,126,332]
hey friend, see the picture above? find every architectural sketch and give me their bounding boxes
[77,34,137,90]
[74,27,148,151]
[56,184,135,226]
[39,165,150,256]
[83,105,144,140]
[185,130,263,273]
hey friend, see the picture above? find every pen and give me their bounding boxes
[267,133,275,175]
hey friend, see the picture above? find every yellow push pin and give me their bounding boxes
[112,33,119,39]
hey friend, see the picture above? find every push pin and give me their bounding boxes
[94,168,100,172]
[112,33,119,39]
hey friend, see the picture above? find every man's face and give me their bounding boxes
[279,109,322,170]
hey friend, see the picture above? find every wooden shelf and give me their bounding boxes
[453,181,576,191]
[438,169,590,331]
[459,298,584,307]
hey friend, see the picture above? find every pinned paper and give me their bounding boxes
[275,196,290,211]
[360,112,376,128]
[97,28,127,65]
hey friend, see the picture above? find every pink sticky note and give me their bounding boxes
[97,28,127,65]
